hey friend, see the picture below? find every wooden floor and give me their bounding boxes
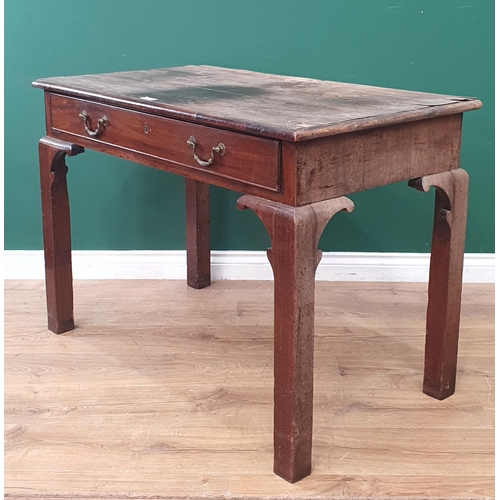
[4,280,494,500]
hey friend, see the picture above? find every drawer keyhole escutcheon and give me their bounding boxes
[79,111,109,137]
[187,135,226,168]
[144,123,149,134]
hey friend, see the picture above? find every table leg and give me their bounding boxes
[39,137,84,334]
[237,195,354,483]
[185,179,211,289]
[409,169,469,400]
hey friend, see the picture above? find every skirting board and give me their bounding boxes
[3,250,494,283]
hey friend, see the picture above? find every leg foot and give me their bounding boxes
[185,179,210,289]
[39,137,84,334]
[237,195,354,482]
[409,169,469,400]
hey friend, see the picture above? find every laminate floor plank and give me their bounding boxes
[4,280,494,500]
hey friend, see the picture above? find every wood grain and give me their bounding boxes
[185,179,211,289]
[4,280,494,499]
[33,65,482,142]
[237,196,354,482]
[289,114,463,204]
[409,170,469,400]
[38,137,84,334]
[49,93,281,193]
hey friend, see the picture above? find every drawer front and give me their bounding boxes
[49,94,281,192]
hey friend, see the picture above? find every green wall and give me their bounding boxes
[5,0,494,253]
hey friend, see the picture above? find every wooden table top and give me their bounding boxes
[33,65,481,142]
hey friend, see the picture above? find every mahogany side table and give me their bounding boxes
[33,66,481,483]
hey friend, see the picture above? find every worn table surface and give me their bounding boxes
[33,65,481,141]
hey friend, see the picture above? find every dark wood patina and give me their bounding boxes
[33,65,481,483]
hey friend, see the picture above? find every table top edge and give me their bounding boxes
[32,72,482,143]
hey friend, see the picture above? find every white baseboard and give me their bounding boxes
[3,250,494,283]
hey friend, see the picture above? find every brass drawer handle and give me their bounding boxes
[187,136,226,167]
[79,110,109,137]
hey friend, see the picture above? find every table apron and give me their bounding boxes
[287,113,464,204]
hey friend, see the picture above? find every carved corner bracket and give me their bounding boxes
[39,137,85,177]
[408,168,469,228]
[236,195,354,271]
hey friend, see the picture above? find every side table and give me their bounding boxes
[33,66,481,482]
